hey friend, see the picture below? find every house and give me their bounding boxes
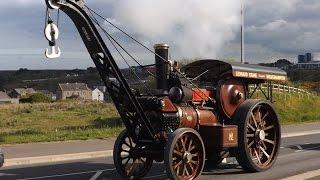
[37,90,56,101]
[92,88,104,102]
[9,88,37,98]
[93,85,107,93]
[56,83,92,100]
[0,91,19,104]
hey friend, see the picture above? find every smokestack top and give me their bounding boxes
[154,43,169,50]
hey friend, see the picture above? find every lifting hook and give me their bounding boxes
[44,20,61,59]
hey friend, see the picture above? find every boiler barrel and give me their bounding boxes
[154,43,169,92]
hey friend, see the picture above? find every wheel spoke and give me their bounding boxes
[259,146,270,158]
[264,125,274,131]
[188,163,195,173]
[122,157,131,165]
[126,158,136,176]
[121,154,129,159]
[264,138,275,145]
[254,149,261,164]
[248,123,256,131]
[183,164,189,176]
[261,141,267,149]
[261,112,269,122]
[128,138,133,147]
[188,139,193,152]
[176,163,181,176]
[122,149,130,153]
[174,161,183,169]
[181,137,187,151]
[174,149,183,156]
[190,159,197,165]
[247,133,254,138]
[189,145,197,152]
[191,152,199,158]
[251,112,258,127]
[140,158,146,163]
[124,141,131,148]
[248,140,254,148]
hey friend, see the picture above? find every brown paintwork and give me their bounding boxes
[196,109,218,126]
[218,79,246,118]
[161,97,178,113]
[199,125,238,148]
[178,107,198,128]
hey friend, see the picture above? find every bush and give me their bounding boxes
[20,93,51,103]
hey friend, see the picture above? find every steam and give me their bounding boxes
[112,0,241,59]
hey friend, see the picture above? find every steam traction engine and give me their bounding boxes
[44,0,287,179]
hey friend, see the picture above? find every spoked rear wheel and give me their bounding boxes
[233,100,281,172]
[165,128,205,180]
[113,130,153,179]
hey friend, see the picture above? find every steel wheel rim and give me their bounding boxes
[246,104,279,168]
[117,134,150,178]
[172,133,204,179]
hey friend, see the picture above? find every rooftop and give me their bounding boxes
[58,83,91,91]
[0,91,10,99]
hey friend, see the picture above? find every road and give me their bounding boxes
[1,133,320,180]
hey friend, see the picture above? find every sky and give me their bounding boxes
[0,0,319,70]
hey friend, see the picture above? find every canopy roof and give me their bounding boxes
[181,59,287,82]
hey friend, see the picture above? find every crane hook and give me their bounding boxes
[44,21,61,59]
[45,45,61,59]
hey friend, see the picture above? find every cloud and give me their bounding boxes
[1,0,320,69]
[112,0,241,59]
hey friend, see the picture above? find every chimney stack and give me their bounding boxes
[154,43,170,93]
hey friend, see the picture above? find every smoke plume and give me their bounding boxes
[112,0,241,59]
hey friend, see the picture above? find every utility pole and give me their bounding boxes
[241,0,245,64]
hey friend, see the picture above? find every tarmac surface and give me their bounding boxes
[0,123,320,180]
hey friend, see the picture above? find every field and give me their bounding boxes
[0,101,122,145]
[0,93,319,145]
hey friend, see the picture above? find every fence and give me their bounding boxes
[249,83,316,97]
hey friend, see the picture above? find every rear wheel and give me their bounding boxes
[233,100,281,172]
[165,128,205,180]
[113,130,153,179]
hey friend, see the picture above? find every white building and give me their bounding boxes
[92,88,104,102]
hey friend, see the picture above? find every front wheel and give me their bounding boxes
[165,128,205,180]
[233,100,281,172]
[113,130,153,179]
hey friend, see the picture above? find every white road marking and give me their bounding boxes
[282,130,320,138]
[89,170,104,180]
[4,150,113,167]
[281,169,320,180]
[142,174,167,179]
[16,168,115,180]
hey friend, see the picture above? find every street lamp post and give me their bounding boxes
[241,0,245,64]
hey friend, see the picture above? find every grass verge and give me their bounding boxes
[0,93,319,145]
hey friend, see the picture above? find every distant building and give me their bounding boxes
[298,55,305,63]
[0,91,19,104]
[292,61,320,70]
[305,53,313,62]
[9,88,37,98]
[298,53,313,64]
[93,85,107,93]
[56,83,92,100]
[92,88,104,102]
[37,90,56,101]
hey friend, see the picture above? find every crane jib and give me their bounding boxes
[44,0,156,142]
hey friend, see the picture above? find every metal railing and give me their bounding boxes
[249,83,314,96]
